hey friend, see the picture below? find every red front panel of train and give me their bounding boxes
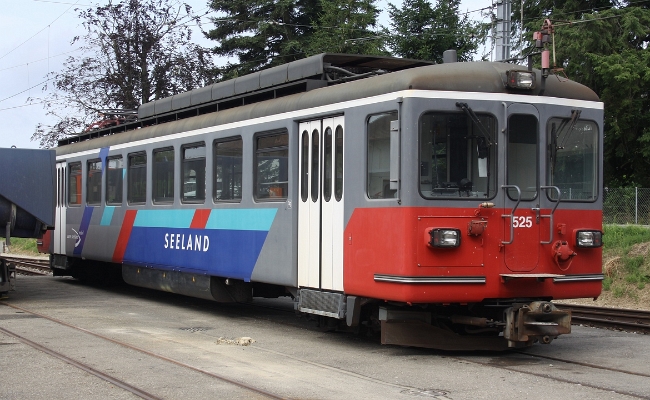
[343,206,602,303]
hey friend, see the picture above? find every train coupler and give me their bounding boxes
[503,301,571,347]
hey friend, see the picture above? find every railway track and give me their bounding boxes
[555,303,650,334]
[0,255,51,276]
[0,301,285,399]
[3,255,648,335]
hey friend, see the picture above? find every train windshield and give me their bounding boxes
[419,112,497,199]
[547,117,599,201]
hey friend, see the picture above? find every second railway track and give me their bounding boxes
[556,303,650,334]
[1,254,51,276]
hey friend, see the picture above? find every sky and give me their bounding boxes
[0,0,491,150]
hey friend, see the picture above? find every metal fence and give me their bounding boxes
[603,188,650,225]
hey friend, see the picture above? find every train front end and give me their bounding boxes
[344,63,603,349]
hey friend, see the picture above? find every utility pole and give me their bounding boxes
[495,0,512,61]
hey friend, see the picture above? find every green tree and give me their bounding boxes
[31,0,215,148]
[385,0,481,63]
[510,0,614,54]
[515,1,650,187]
[206,0,321,78]
[305,0,386,55]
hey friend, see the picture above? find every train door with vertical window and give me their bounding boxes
[503,104,540,271]
[298,117,344,291]
[54,161,67,255]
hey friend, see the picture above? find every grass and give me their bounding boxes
[603,225,650,252]
[3,237,40,256]
[602,224,650,303]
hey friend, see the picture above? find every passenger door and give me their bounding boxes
[298,117,344,291]
[503,104,540,271]
[54,161,67,255]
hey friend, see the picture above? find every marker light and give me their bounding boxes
[429,229,461,248]
[576,230,603,248]
[506,70,535,90]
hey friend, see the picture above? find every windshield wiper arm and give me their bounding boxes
[557,109,581,149]
[456,102,493,146]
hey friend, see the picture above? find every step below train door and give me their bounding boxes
[503,104,540,272]
[298,117,344,291]
[54,161,67,256]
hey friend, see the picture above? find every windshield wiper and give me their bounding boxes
[557,109,581,149]
[456,102,493,146]
[550,109,581,176]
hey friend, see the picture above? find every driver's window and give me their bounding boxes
[419,112,497,199]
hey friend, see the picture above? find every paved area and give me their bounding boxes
[1,275,649,399]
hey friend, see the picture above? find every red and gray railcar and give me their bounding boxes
[41,54,604,349]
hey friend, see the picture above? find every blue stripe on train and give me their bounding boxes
[73,207,95,256]
[123,227,269,280]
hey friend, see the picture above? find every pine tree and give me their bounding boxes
[206,0,321,78]
[385,0,480,63]
[305,0,387,55]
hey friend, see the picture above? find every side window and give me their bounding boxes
[255,132,288,201]
[87,159,102,205]
[106,156,124,205]
[153,147,174,204]
[68,162,82,206]
[128,152,146,204]
[182,143,206,203]
[367,112,397,199]
[214,137,243,202]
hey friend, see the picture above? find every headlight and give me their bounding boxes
[506,70,535,89]
[576,230,603,248]
[429,229,461,248]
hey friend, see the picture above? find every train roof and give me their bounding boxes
[57,55,600,156]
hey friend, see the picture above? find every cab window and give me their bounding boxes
[419,112,497,199]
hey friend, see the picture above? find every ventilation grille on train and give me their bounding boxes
[298,289,346,319]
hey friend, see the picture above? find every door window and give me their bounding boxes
[507,114,538,201]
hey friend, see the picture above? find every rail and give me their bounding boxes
[1,255,51,276]
[555,304,650,334]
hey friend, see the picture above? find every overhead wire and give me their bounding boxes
[0,78,53,104]
[0,0,81,62]
[0,48,82,73]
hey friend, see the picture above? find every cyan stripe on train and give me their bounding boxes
[123,208,278,280]
[132,208,277,230]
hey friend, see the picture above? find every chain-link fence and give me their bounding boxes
[603,188,650,225]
